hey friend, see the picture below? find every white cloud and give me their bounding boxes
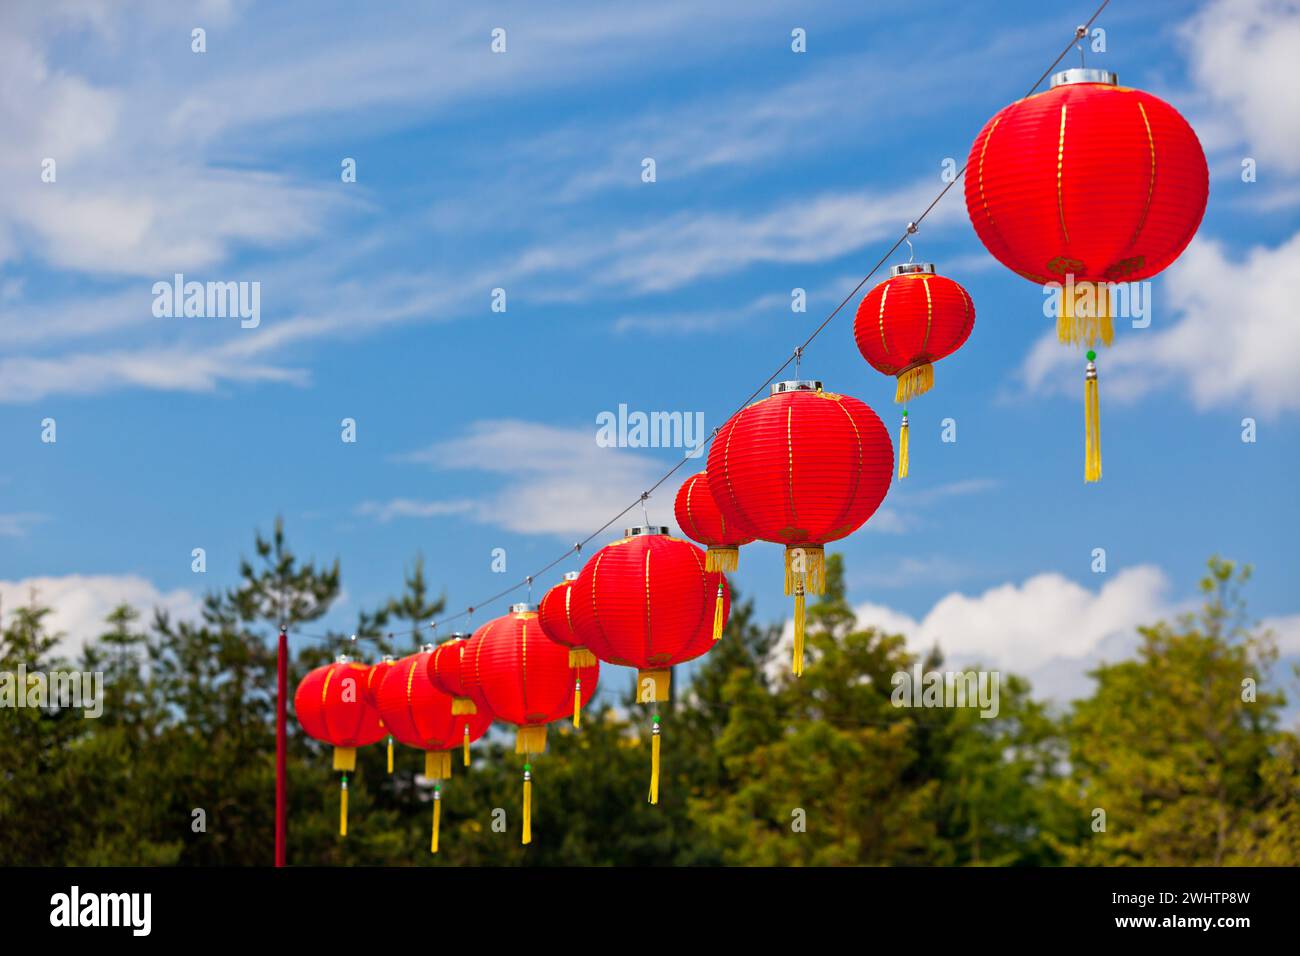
[377,419,688,539]
[0,346,309,404]
[0,513,49,538]
[890,565,1176,673]
[1182,0,1300,174]
[0,574,200,659]
[514,177,966,297]
[1264,613,1300,655]
[773,565,1189,702]
[1020,233,1300,416]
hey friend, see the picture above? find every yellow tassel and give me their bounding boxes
[451,697,477,715]
[636,669,671,703]
[573,678,582,728]
[339,776,349,837]
[516,725,548,755]
[425,750,451,781]
[431,788,441,854]
[793,587,806,677]
[522,768,533,845]
[386,737,393,774]
[898,413,910,479]
[1085,354,1102,483]
[1058,281,1114,348]
[649,721,661,805]
[568,647,598,668]
[784,545,825,595]
[712,583,725,640]
[463,726,470,767]
[894,362,934,403]
[704,547,739,572]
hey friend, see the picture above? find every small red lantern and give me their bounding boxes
[294,657,385,836]
[378,648,493,853]
[537,571,599,728]
[364,655,398,773]
[463,604,599,844]
[426,634,490,766]
[674,471,753,639]
[965,68,1209,481]
[707,380,892,674]
[570,526,729,803]
[853,264,975,477]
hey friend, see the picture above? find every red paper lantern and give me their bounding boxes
[378,648,493,853]
[572,527,727,700]
[364,656,398,774]
[707,380,892,674]
[294,657,385,836]
[853,264,975,478]
[537,571,599,728]
[964,68,1208,481]
[426,634,492,764]
[570,526,729,804]
[463,603,599,844]
[673,471,756,573]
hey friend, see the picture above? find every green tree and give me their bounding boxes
[1059,557,1298,865]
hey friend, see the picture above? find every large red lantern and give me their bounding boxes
[853,263,975,478]
[537,571,599,728]
[965,67,1209,481]
[707,380,892,674]
[426,633,490,766]
[463,604,599,844]
[294,657,385,836]
[378,648,493,853]
[674,471,753,639]
[570,526,729,803]
[364,655,398,773]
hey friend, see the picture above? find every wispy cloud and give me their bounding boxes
[372,419,686,539]
[0,512,50,538]
[513,177,966,298]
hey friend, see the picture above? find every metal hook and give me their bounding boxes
[1075,24,1087,67]
[640,491,651,528]
[794,346,803,379]
[905,236,915,264]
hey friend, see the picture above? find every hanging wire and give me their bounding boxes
[285,1,1112,654]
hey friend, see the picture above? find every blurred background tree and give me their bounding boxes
[1,529,1295,866]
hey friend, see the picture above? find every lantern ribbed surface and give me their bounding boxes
[463,607,598,728]
[363,658,397,709]
[706,386,893,547]
[293,660,385,748]
[964,80,1208,286]
[571,531,728,673]
[674,471,755,571]
[853,271,974,400]
[426,638,480,702]
[377,652,492,751]
[537,577,584,650]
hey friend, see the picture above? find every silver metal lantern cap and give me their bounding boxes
[771,379,822,396]
[890,262,935,277]
[624,525,669,538]
[1050,67,1118,88]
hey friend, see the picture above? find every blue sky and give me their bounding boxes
[2,0,1298,707]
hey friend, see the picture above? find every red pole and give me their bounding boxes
[276,627,288,867]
